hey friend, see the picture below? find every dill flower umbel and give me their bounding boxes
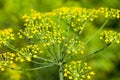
[17,8,119,79]
[16,45,43,62]
[64,60,95,80]
[0,52,16,71]
[100,30,120,44]
[0,28,14,47]
[20,7,120,61]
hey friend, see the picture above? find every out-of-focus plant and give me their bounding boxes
[0,7,120,80]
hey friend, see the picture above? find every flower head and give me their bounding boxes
[0,29,14,47]
[64,60,95,80]
[100,30,120,44]
[0,52,16,71]
[16,45,43,62]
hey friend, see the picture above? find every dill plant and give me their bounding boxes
[0,7,120,80]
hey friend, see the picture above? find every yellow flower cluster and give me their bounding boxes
[20,7,120,38]
[16,45,43,62]
[0,52,16,71]
[64,60,95,80]
[100,30,120,44]
[0,45,43,71]
[65,38,84,55]
[20,8,90,59]
[19,7,120,64]
[54,7,99,33]
[53,7,120,33]
[20,10,67,62]
[19,9,57,42]
[0,28,14,47]
[99,7,120,18]
[43,31,66,47]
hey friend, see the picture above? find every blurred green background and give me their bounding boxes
[0,0,120,80]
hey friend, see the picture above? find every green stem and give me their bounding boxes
[59,63,64,80]
[25,64,55,71]
[85,18,109,45]
[63,53,74,63]
[52,43,59,62]
[31,60,53,65]
[39,37,58,62]
[36,56,53,63]
[58,43,61,61]
[80,43,111,59]
[79,20,88,35]
[61,28,70,61]
[5,42,18,52]
[10,64,55,71]
[38,32,58,62]
[57,15,61,62]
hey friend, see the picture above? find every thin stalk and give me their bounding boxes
[61,29,70,61]
[47,47,58,62]
[10,64,55,71]
[40,38,57,61]
[5,43,18,52]
[37,32,59,62]
[24,64,55,71]
[57,15,61,62]
[36,33,56,61]
[20,31,33,44]
[36,56,53,63]
[52,43,59,62]
[62,41,76,63]
[31,60,53,65]
[79,20,88,35]
[49,43,59,62]
[63,53,74,63]
[80,43,111,59]
[58,43,61,61]
[85,18,109,45]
